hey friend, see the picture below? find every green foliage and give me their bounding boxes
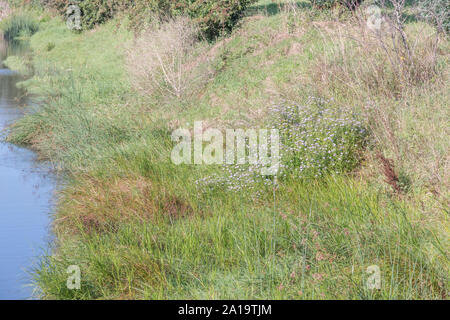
[177,0,258,38]
[397,169,412,193]
[38,0,67,12]
[78,0,129,30]
[309,0,339,8]
[41,0,257,37]
[127,0,260,38]
[1,13,39,43]
[308,0,363,9]
[274,98,368,179]
[33,176,448,299]
[3,55,32,75]
[197,98,369,193]
[40,0,130,30]
[46,41,55,51]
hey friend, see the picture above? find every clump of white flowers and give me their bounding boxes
[196,161,276,193]
[196,97,368,192]
[274,97,368,179]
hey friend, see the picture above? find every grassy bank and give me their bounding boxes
[3,0,448,299]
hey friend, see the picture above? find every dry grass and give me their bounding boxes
[313,16,445,98]
[57,175,194,234]
[378,152,402,193]
[0,1,11,21]
[302,7,449,199]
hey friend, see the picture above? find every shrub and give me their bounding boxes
[197,98,369,192]
[128,0,258,38]
[39,0,67,12]
[41,0,257,37]
[78,0,129,29]
[273,97,368,179]
[309,0,363,10]
[40,0,130,30]
[310,0,338,8]
[126,16,212,98]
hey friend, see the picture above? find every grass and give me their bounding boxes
[2,0,448,299]
[0,12,38,43]
[36,176,448,299]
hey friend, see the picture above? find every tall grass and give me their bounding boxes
[34,175,448,299]
[305,5,449,198]
[1,13,38,43]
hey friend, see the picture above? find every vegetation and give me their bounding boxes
[308,0,363,9]
[2,0,448,299]
[38,0,258,37]
[126,16,212,98]
[418,0,449,33]
[0,12,38,42]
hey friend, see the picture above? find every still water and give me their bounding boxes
[0,41,55,299]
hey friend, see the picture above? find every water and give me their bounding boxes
[0,41,55,299]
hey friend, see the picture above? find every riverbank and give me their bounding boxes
[3,1,449,299]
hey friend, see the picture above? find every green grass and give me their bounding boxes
[3,1,448,299]
[35,176,449,299]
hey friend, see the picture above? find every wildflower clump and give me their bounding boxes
[273,97,368,179]
[196,97,368,193]
[196,161,276,193]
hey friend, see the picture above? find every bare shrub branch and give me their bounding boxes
[126,16,212,99]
